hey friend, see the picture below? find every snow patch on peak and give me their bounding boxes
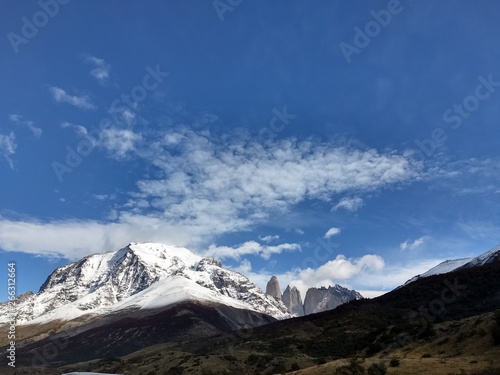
[404,244,500,286]
[459,244,500,269]
[404,257,473,285]
[127,242,202,269]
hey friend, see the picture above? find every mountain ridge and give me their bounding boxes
[0,242,291,326]
[404,244,500,285]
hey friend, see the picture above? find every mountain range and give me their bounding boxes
[0,242,363,329]
[0,242,291,327]
[1,242,499,374]
[265,276,363,316]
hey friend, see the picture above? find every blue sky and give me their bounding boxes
[1,0,500,301]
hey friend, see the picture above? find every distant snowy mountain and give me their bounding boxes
[405,244,500,285]
[0,242,290,326]
[458,244,500,269]
[405,257,473,285]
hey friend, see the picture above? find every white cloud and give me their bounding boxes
[242,255,446,299]
[61,122,140,159]
[92,194,115,201]
[0,214,201,260]
[205,241,301,261]
[259,235,280,243]
[324,227,341,238]
[400,236,429,251]
[0,132,17,169]
[331,196,364,212]
[99,128,142,159]
[85,56,111,83]
[9,114,42,138]
[0,130,422,261]
[109,105,137,126]
[300,254,385,284]
[233,258,252,275]
[351,258,446,291]
[49,87,96,110]
[61,122,92,138]
[130,129,420,236]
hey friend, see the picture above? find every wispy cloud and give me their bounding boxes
[331,196,364,212]
[9,114,42,138]
[61,122,141,159]
[0,132,17,169]
[259,234,280,243]
[0,130,422,260]
[61,121,92,138]
[457,219,500,241]
[129,128,421,236]
[400,235,429,251]
[324,227,341,238]
[49,86,96,110]
[85,55,111,84]
[205,241,301,260]
[109,105,137,125]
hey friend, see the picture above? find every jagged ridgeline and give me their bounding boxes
[264,275,362,316]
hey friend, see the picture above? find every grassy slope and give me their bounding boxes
[2,260,500,374]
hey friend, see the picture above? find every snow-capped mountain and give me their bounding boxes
[405,244,500,285]
[458,244,500,269]
[0,242,290,325]
[405,257,473,285]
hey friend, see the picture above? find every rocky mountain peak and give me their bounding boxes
[266,275,282,300]
[303,285,362,315]
[282,285,304,316]
[265,276,361,316]
[2,242,291,325]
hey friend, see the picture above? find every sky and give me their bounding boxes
[1,0,500,301]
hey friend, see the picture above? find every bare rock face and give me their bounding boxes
[282,285,304,316]
[265,276,282,300]
[303,285,362,315]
